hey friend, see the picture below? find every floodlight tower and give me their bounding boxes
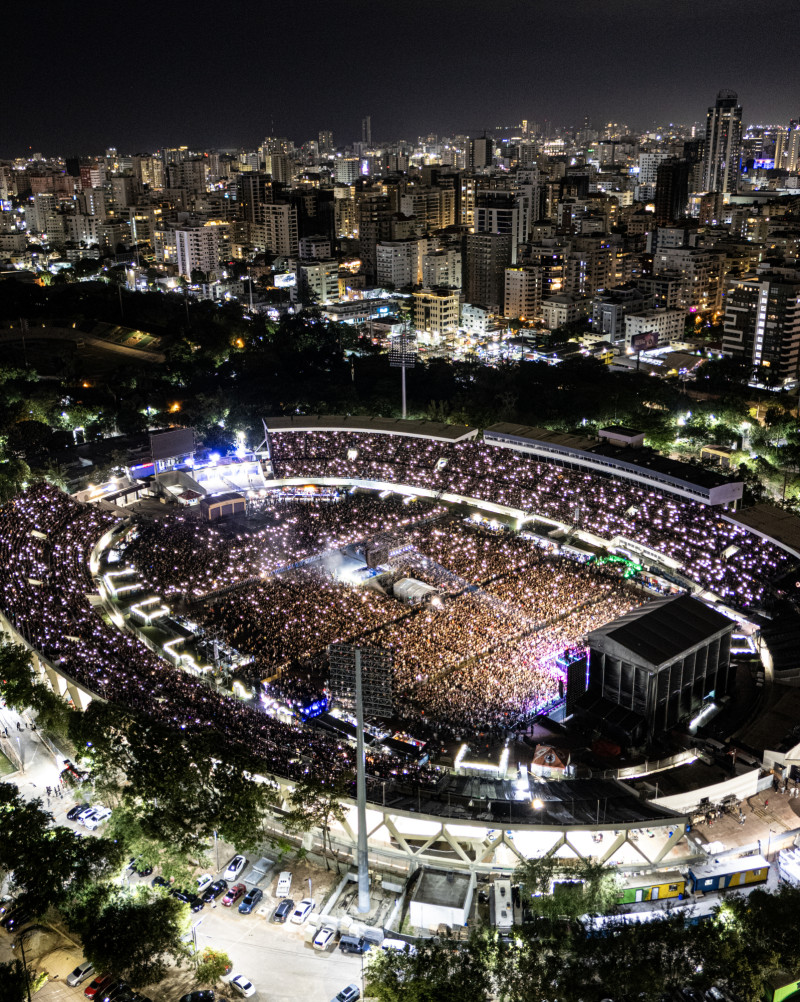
[329,643,393,914]
[389,327,417,419]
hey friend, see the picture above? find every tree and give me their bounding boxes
[0,783,124,917]
[195,947,232,987]
[0,959,31,1002]
[0,639,72,735]
[71,884,189,988]
[365,934,494,1002]
[513,854,621,923]
[70,702,278,855]
[282,772,353,868]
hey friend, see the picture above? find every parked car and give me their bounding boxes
[339,935,371,955]
[97,980,128,1002]
[381,938,416,955]
[229,975,256,998]
[275,871,292,898]
[271,898,294,923]
[196,874,213,895]
[2,908,31,933]
[290,898,314,924]
[191,896,206,913]
[170,888,193,903]
[223,855,247,881]
[238,887,263,915]
[222,884,246,907]
[77,806,97,824]
[179,993,215,1002]
[66,961,95,987]
[330,986,360,1002]
[151,875,170,889]
[84,806,112,830]
[67,803,90,821]
[202,879,228,903]
[84,975,112,999]
[313,925,337,951]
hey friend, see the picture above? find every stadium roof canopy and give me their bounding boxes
[588,594,733,669]
[483,423,743,505]
[389,775,685,827]
[725,503,800,559]
[265,415,479,442]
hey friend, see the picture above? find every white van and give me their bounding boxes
[275,871,292,898]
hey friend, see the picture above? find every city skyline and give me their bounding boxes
[4,0,799,156]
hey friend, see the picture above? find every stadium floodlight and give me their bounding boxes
[328,643,393,915]
[388,331,418,419]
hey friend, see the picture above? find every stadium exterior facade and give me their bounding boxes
[0,418,795,882]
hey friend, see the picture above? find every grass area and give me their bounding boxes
[0,749,17,776]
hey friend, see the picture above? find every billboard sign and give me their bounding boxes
[150,428,195,462]
[630,330,659,352]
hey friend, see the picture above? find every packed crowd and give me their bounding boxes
[124,493,443,600]
[189,512,642,738]
[270,429,790,609]
[1,418,790,805]
[197,566,409,686]
[0,484,442,792]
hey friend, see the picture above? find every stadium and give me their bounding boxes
[1,417,798,881]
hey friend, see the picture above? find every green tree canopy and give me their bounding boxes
[70,883,189,988]
[0,782,124,917]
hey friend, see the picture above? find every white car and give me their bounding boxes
[223,855,247,881]
[196,874,213,894]
[275,871,292,898]
[313,925,337,951]
[84,807,112,830]
[66,961,94,986]
[77,806,97,825]
[230,975,256,998]
[290,898,314,924]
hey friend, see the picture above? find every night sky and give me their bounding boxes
[5,0,799,157]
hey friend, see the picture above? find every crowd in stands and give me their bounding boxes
[270,430,790,609]
[125,493,443,600]
[0,484,441,792]
[0,423,792,804]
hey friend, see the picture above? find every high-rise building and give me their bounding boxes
[422,249,462,289]
[464,231,512,312]
[361,116,372,146]
[638,152,671,186]
[654,159,691,227]
[237,173,273,224]
[723,271,800,383]
[175,225,219,279]
[334,158,360,184]
[255,202,299,256]
[318,130,334,156]
[413,287,460,336]
[503,266,542,320]
[376,238,428,288]
[702,90,742,193]
[166,159,208,193]
[474,190,528,263]
[264,154,293,184]
[468,137,493,170]
[357,195,394,281]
